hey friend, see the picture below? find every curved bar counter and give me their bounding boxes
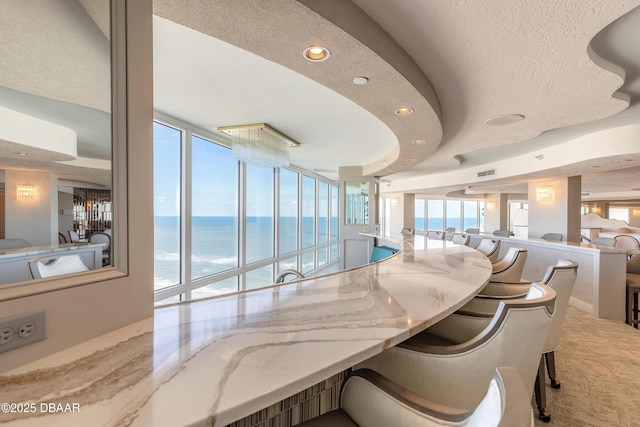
[0,239,492,427]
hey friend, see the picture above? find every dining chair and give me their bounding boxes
[451,233,470,246]
[614,235,640,250]
[475,238,501,262]
[68,230,80,243]
[591,237,616,246]
[89,232,111,266]
[458,260,578,421]
[492,229,510,237]
[58,232,67,244]
[464,227,480,235]
[426,230,445,240]
[356,283,555,412]
[487,247,528,284]
[29,254,90,279]
[541,233,563,242]
[298,367,533,427]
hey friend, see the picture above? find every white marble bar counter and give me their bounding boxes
[0,243,105,285]
[0,240,492,427]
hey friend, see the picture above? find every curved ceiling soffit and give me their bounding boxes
[385,123,640,194]
[153,0,443,177]
[384,1,636,180]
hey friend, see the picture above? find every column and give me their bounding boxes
[484,193,508,233]
[5,170,58,246]
[528,176,581,243]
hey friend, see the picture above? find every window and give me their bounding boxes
[246,164,275,264]
[153,120,339,303]
[318,182,329,244]
[302,176,316,248]
[191,136,239,280]
[415,199,426,230]
[279,168,299,255]
[463,200,479,230]
[445,200,461,231]
[153,122,182,290]
[427,200,444,230]
[331,185,339,241]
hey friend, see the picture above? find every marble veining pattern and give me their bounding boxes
[0,239,491,427]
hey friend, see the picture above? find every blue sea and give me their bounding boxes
[154,216,333,293]
[414,218,482,231]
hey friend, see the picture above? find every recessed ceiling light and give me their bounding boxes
[394,107,414,115]
[592,165,601,168]
[303,46,330,61]
[386,169,394,173]
[15,152,30,157]
[484,114,525,126]
[407,157,417,162]
[352,76,369,85]
[398,165,405,168]
[616,159,633,163]
[411,139,426,145]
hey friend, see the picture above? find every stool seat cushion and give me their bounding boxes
[627,273,640,290]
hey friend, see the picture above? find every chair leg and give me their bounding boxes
[545,351,561,389]
[535,355,550,422]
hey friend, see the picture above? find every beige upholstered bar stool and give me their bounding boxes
[626,255,640,328]
[298,367,533,427]
[475,238,501,262]
[356,283,555,415]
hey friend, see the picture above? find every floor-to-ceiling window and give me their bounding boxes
[413,198,485,232]
[153,122,182,291]
[153,119,339,304]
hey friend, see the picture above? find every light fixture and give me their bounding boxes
[217,123,300,168]
[15,152,30,157]
[484,114,525,126]
[17,184,36,200]
[394,107,414,115]
[411,139,426,145]
[592,206,602,214]
[407,157,417,162]
[633,209,640,216]
[486,201,496,210]
[536,185,555,201]
[303,46,330,62]
[352,76,369,85]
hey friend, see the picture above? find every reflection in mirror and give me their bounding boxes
[345,181,369,225]
[0,1,113,286]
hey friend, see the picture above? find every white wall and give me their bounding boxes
[5,170,58,246]
[0,0,154,373]
[58,190,74,240]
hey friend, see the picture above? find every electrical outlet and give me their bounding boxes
[0,311,46,354]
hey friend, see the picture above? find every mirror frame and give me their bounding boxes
[0,0,128,302]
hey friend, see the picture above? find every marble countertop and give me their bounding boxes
[0,243,105,260]
[0,239,492,427]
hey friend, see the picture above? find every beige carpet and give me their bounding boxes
[533,306,640,426]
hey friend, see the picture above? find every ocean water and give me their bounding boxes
[154,216,333,292]
[414,218,482,231]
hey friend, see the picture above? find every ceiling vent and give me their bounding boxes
[476,168,496,178]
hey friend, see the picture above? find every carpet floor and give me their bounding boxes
[533,306,640,426]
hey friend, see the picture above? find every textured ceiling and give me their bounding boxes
[1,0,640,201]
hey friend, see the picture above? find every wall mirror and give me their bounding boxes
[345,181,369,225]
[0,1,116,290]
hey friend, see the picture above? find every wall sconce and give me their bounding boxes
[536,185,555,201]
[16,184,36,200]
[486,201,496,210]
[633,209,640,216]
[592,206,602,214]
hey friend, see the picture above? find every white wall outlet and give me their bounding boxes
[0,311,46,353]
